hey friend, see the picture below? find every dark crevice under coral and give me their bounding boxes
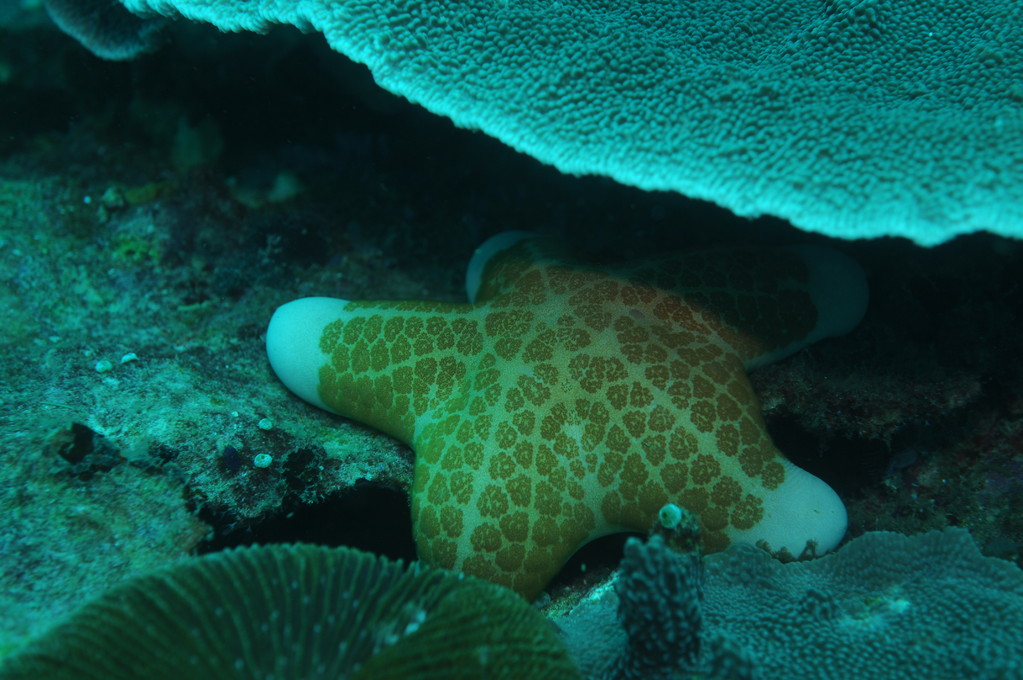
[198,485,418,564]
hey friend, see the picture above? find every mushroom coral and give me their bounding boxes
[0,543,581,679]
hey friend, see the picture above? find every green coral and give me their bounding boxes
[0,543,581,679]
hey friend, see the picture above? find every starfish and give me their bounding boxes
[266,232,867,598]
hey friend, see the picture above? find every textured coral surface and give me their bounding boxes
[116,0,1023,244]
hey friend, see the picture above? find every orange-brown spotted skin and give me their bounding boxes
[268,236,859,599]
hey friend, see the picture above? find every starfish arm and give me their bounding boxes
[467,233,578,305]
[612,245,867,369]
[411,430,591,599]
[267,296,481,444]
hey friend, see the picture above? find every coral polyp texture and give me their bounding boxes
[559,528,1023,679]
[266,232,867,598]
[106,0,1021,244]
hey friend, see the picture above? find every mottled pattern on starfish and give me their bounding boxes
[267,233,867,598]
